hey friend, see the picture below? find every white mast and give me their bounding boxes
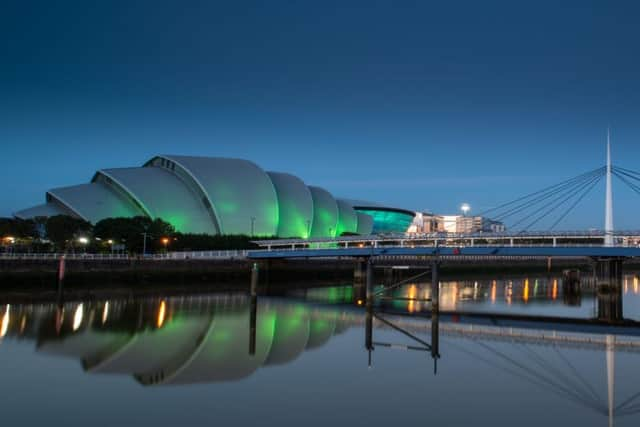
[604,128,614,247]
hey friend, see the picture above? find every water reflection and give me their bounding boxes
[1,271,640,426]
[371,271,640,323]
[0,294,364,385]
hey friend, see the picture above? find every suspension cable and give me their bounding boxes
[492,168,605,222]
[512,172,604,231]
[478,167,605,217]
[549,175,603,230]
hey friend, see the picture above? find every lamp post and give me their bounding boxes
[141,232,149,256]
[161,237,169,253]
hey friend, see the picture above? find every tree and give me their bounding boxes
[45,215,92,251]
[93,216,175,253]
[0,218,38,239]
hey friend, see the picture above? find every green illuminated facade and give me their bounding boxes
[16,155,420,237]
[354,207,416,234]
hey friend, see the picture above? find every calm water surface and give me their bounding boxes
[1,270,640,426]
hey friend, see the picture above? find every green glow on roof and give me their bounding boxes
[336,202,358,236]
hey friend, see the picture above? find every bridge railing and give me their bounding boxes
[0,250,249,261]
[248,242,637,252]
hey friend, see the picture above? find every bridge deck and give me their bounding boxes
[247,245,640,259]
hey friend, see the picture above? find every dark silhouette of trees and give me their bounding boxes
[44,215,92,251]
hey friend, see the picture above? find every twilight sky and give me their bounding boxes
[1,0,640,229]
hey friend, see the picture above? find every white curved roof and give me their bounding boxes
[356,212,374,235]
[161,156,279,236]
[16,154,401,238]
[308,186,339,238]
[267,172,314,238]
[47,182,145,223]
[14,202,71,219]
[336,199,358,236]
[96,167,216,234]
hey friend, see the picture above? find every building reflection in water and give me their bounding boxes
[1,281,640,425]
[370,271,638,320]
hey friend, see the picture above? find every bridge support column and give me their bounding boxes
[366,257,374,306]
[595,258,623,322]
[562,269,581,306]
[56,255,66,305]
[365,303,373,367]
[250,262,259,297]
[353,259,367,304]
[431,259,440,313]
[249,292,257,355]
[431,299,440,373]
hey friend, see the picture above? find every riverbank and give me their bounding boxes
[0,256,604,288]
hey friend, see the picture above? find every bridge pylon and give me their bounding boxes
[605,129,614,246]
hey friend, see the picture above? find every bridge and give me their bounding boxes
[249,134,640,261]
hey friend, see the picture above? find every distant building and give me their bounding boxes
[409,212,505,234]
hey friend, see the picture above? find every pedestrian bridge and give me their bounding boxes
[248,232,640,260]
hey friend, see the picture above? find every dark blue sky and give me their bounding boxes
[2,0,640,229]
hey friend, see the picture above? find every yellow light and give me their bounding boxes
[634,276,639,294]
[491,280,497,303]
[552,279,558,300]
[3,236,15,244]
[107,239,114,245]
[157,300,166,328]
[357,299,363,306]
[523,279,529,303]
[102,301,109,324]
[358,243,364,248]
[0,305,10,338]
[407,285,417,313]
[161,237,170,246]
[72,304,83,331]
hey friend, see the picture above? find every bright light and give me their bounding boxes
[157,300,166,328]
[161,237,170,245]
[107,239,113,244]
[73,304,84,331]
[460,203,471,215]
[102,301,109,324]
[1,305,10,338]
[3,236,15,244]
[78,237,89,245]
[491,280,497,303]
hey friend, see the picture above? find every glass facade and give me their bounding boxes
[355,208,415,233]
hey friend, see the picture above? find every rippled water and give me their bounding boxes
[1,270,640,426]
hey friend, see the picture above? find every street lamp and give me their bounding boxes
[3,237,15,254]
[77,236,89,253]
[161,237,170,252]
[460,203,471,217]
